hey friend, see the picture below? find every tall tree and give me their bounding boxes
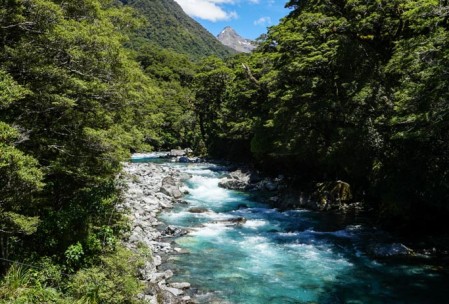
[0,0,159,257]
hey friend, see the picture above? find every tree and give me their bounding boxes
[0,71,43,268]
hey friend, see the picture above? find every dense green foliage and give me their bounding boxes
[192,0,449,230]
[133,44,203,151]
[0,0,164,301]
[2,0,449,300]
[120,0,235,60]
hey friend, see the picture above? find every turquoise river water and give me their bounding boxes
[134,156,448,303]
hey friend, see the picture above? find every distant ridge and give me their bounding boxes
[217,26,257,53]
[121,0,235,59]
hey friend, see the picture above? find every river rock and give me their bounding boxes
[153,255,162,266]
[178,156,190,163]
[160,176,183,199]
[215,217,247,226]
[169,282,191,289]
[170,149,187,157]
[188,207,209,213]
[162,226,188,238]
[368,243,414,257]
[119,161,191,303]
[163,286,184,297]
[218,169,250,190]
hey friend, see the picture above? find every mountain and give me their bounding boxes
[217,26,257,53]
[121,0,235,60]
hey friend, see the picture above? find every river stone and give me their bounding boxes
[216,217,247,226]
[164,269,174,279]
[153,255,162,266]
[169,282,191,289]
[218,169,251,190]
[162,226,188,238]
[178,156,190,163]
[150,272,166,283]
[188,207,209,213]
[369,243,414,257]
[163,286,184,296]
[160,176,183,199]
[218,178,248,190]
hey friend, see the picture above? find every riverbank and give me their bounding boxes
[118,162,193,303]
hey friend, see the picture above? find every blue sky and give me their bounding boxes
[174,0,292,40]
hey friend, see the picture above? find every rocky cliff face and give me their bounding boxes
[217,26,256,53]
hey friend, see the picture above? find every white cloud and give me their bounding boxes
[248,0,260,4]
[175,0,239,22]
[254,16,271,26]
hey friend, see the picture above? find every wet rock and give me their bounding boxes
[218,178,248,190]
[139,261,156,281]
[164,269,174,279]
[218,169,250,190]
[188,207,209,213]
[369,243,414,257]
[170,149,187,157]
[215,217,247,226]
[160,176,183,199]
[162,226,188,238]
[169,282,191,289]
[178,156,190,163]
[149,272,166,283]
[163,286,184,297]
[176,156,202,163]
[153,255,162,266]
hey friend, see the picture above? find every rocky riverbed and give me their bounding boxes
[117,162,193,304]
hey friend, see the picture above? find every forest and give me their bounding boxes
[0,0,448,302]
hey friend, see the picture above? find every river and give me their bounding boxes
[133,156,448,303]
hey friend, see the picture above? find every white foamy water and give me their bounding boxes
[190,222,231,237]
[131,152,168,159]
[186,175,232,204]
[243,219,268,229]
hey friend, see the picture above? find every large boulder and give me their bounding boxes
[169,149,186,157]
[218,169,250,190]
[160,176,183,199]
